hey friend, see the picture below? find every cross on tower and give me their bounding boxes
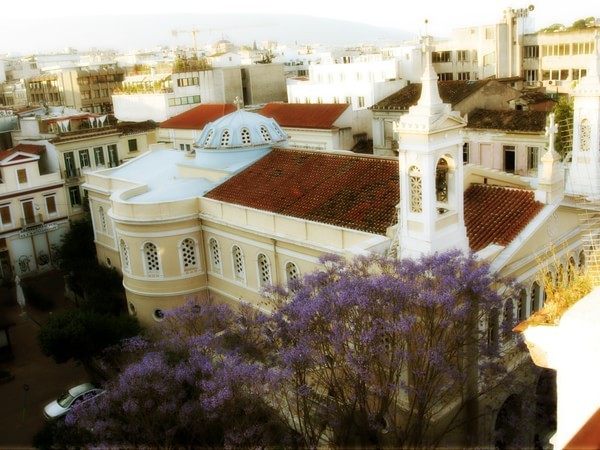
[545,113,558,153]
[233,96,243,110]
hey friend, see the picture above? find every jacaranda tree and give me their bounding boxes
[64,250,514,449]
[65,299,299,449]
[263,250,513,448]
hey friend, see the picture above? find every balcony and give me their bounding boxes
[21,214,43,229]
[62,168,81,181]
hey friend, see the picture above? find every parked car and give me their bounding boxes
[43,382,104,419]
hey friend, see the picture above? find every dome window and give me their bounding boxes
[220,129,231,147]
[204,129,214,146]
[260,125,272,143]
[241,127,251,145]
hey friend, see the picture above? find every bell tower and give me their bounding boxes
[395,36,469,259]
[566,32,600,198]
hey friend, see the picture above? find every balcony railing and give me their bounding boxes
[21,214,43,229]
[62,168,81,180]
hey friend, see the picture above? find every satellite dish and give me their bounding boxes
[528,4,535,11]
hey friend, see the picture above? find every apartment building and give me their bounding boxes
[0,144,69,280]
[25,66,125,114]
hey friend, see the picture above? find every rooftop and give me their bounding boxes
[160,104,237,130]
[467,109,548,133]
[371,79,491,110]
[258,103,350,129]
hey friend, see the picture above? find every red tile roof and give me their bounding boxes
[0,144,45,162]
[160,104,237,130]
[206,151,544,247]
[464,184,544,252]
[205,149,400,234]
[371,80,491,110]
[467,108,548,133]
[258,103,350,129]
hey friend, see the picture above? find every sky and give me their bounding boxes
[0,0,597,54]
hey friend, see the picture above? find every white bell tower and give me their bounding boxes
[395,36,469,259]
[566,32,600,199]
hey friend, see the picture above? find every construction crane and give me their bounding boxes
[171,28,212,52]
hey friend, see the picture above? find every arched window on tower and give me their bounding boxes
[204,129,214,146]
[436,157,449,207]
[240,127,251,145]
[409,165,423,213]
[580,119,591,152]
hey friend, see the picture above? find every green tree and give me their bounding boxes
[552,96,574,158]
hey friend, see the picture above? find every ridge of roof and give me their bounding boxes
[258,103,350,129]
[160,104,237,130]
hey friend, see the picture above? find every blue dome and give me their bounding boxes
[195,109,288,151]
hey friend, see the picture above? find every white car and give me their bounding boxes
[43,382,104,420]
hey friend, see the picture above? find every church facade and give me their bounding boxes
[83,35,600,447]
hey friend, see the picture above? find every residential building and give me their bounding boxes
[25,65,125,114]
[113,64,287,122]
[82,35,600,448]
[0,144,69,280]
[10,107,157,220]
[257,103,355,151]
[286,54,406,138]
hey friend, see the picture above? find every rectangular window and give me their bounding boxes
[457,72,470,81]
[128,139,138,152]
[432,51,451,63]
[524,46,539,58]
[21,200,35,225]
[108,144,119,167]
[463,143,470,164]
[504,146,516,173]
[345,96,352,104]
[17,169,27,184]
[93,146,105,166]
[439,73,453,81]
[525,70,538,84]
[528,147,539,170]
[358,96,365,108]
[457,50,469,62]
[69,186,82,207]
[0,205,11,226]
[179,143,191,151]
[79,149,90,168]
[45,195,57,215]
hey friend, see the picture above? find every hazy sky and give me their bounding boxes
[1,0,596,54]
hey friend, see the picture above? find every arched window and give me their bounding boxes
[579,250,586,274]
[143,242,160,276]
[240,127,251,145]
[180,238,198,272]
[98,206,107,232]
[257,253,272,287]
[503,299,514,343]
[436,158,449,204]
[518,289,527,321]
[567,257,576,285]
[260,125,272,143]
[286,261,300,283]
[220,129,231,147]
[272,125,285,140]
[209,238,221,274]
[531,281,542,313]
[487,308,499,351]
[204,129,214,146]
[120,239,130,272]
[580,119,591,151]
[409,165,422,213]
[232,245,245,282]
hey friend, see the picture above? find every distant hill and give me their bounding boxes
[3,13,414,54]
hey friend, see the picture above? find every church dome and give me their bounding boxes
[195,109,288,151]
